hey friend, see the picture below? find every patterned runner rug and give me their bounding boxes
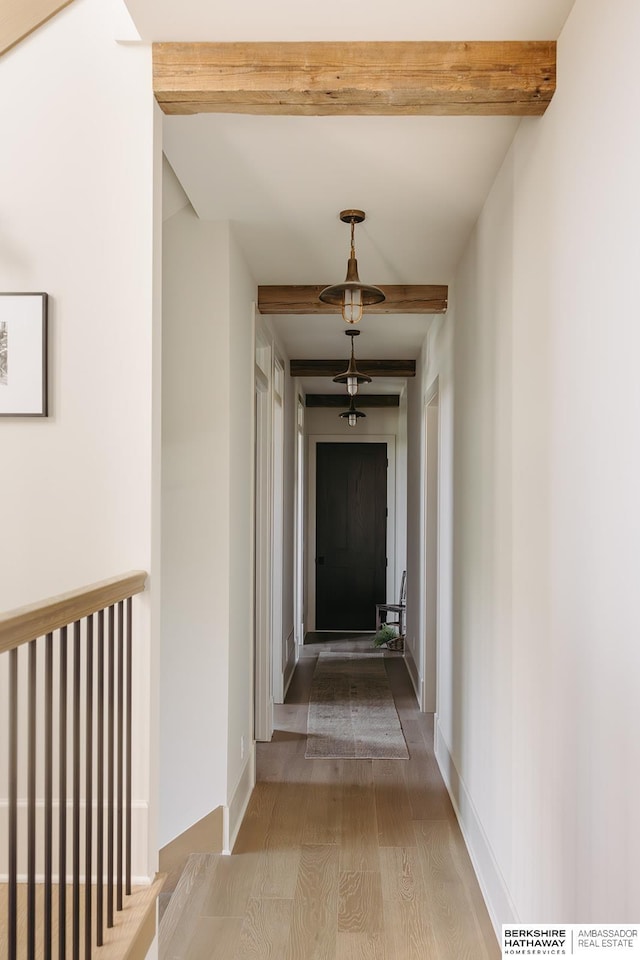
[305,653,409,759]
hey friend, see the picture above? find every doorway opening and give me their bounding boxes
[307,435,396,634]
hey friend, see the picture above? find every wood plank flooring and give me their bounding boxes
[160,639,499,959]
[0,877,164,960]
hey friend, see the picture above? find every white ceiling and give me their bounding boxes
[163,113,520,286]
[147,0,576,395]
[280,313,431,397]
[125,0,574,43]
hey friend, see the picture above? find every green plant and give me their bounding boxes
[372,623,399,648]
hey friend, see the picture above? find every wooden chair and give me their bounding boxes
[375,570,407,636]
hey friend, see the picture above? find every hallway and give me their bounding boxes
[160,639,499,959]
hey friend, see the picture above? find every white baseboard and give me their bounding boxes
[159,805,224,887]
[434,718,517,936]
[224,746,255,855]
[403,644,421,705]
[283,632,296,698]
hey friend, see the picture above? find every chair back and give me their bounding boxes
[399,570,407,604]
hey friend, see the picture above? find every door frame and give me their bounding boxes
[294,395,305,648]
[307,435,396,632]
[422,377,440,713]
[253,321,273,742]
[271,352,285,703]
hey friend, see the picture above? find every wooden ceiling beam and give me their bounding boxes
[306,394,400,408]
[258,284,447,315]
[291,360,415,378]
[153,41,556,117]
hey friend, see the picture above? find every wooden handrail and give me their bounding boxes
[0,571,147,655]
[1,0,75,57]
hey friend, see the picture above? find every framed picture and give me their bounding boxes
[0,293,48,417]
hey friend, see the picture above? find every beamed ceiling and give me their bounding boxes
[152,41,556,117]
[134,0,576,397]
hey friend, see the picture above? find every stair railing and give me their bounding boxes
[0,571,147,960]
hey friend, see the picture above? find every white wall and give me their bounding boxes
[281,372,297,671]
[305,406,399,439]
[0,0,160,880]
[405,323,454,712]
[161,201,260,850]
[0,0,157,604]
[161,207,232,846]
[405,359,425,696]
[226,228,258,805]
[412,0,640,928]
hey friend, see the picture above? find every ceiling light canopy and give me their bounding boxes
[319,210,385,324]
[339,396,366,428]
[332,330,372,396]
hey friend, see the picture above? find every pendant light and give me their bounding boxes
[339,396,366,428]
[319,210,385,324]
[333,330,372,397]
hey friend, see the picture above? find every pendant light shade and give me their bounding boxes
[339,396,366,428]
[333,330,372,397]
[319,210,385,324]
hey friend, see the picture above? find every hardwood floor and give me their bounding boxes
[160,639,500,959]
[0,877,164,960]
